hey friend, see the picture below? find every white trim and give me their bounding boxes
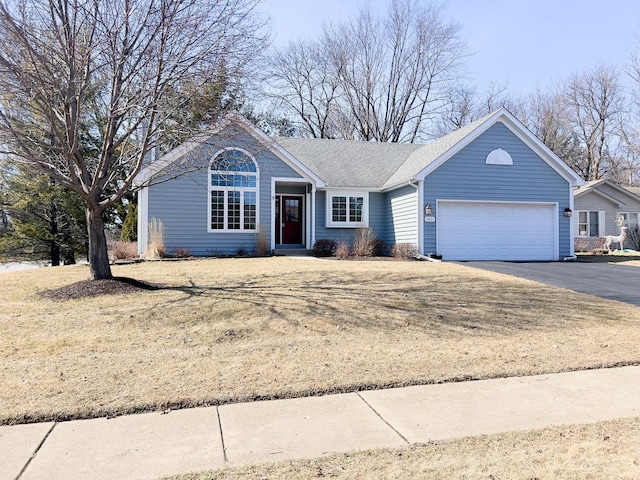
[310,184,317,247]
[136,112,325,187]
[325,190,369,228]
[436,199,559,261]
[207,149,259,233]
[575,210,605,238]
[618,211,640,230]
[321,186,375,193]
[486,148,513,165]
[275,193,306,246]
[415,109,585,187]
[271,178,276,252]
[305,190,312,248]
[407,181,423,253]
[417,180,425,254]
[271,177,315,249]
[137,187,149,256]
[568,188,576,257]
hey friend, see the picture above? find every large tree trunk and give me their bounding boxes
[86,207,112,280]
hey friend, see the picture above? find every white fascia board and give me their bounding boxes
[136,186,149,256]
[320,186,377,192]
[265,141,326,188]
[222,113,325,187]
[134,133,211,184]
[135,112,326,188]
[414,109,585,187]
[496,113,585,186]
[414,110,506,181]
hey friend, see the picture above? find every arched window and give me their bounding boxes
[209,149,258,231]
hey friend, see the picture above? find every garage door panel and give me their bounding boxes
[437,202,556,261]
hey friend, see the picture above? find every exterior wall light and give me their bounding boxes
[564,207,572,217]
[424,204,433,215]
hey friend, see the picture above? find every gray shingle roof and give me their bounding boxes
[276,111,496,189]
[275,137,422,188]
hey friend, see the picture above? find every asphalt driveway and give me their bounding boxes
[460,261,640,307]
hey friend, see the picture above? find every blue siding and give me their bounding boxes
[147,128,303,256]
[314,191,358,245]
[313,191,387,248]
[423,122,572,257]
[386,185,418,246]
[369,192,388,243]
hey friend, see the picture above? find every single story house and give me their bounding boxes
[136,108,584,261]
[573,179,640,251]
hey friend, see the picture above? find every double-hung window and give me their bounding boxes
[619,212,639,230]
[577,210,603,237]
[209,150,258,232]
[326,192,368,228]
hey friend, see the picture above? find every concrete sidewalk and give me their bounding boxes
[3,366,640,480]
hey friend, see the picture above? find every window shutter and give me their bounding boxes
[598,211,606,237]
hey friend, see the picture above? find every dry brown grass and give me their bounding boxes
[166,417,640,480]
[1,257,639,425]
[621,260,640,267]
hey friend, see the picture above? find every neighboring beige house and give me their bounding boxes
[573,179,640,251]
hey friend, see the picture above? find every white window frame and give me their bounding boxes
[576,210,604,237]
[618,212,639,230]
[208,148,259,233]
[325,191,369,228]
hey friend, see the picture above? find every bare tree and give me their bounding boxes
[564,63,627,181]
[267,40,343,139]
[519,87,585,173]
[0,0,267,280]
[435,80,518,135]
[265,0,468,142]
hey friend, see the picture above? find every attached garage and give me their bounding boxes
[436,201,558,261]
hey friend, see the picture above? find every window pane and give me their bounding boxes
[244,192,256,230]
[349,196,363,222]
[589,211,599,237]
[332,196,347,222]
[211,150,256,172]
[228,191,241,229]
[285,198,299,222]
[631,213,639,227]
[578,211,587,223]
[210,191,224,229]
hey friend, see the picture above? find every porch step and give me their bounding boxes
[274,249,312,257]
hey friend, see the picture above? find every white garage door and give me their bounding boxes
[437,202,557,261]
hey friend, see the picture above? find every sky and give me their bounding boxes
[259,0,640,95]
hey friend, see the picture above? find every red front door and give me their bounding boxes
[280,196,303,245]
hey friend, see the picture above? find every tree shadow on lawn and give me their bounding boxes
[160,270,618,336]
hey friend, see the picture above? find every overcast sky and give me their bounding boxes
[259,0,640,95]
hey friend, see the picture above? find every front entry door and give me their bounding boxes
[280,196,303,245]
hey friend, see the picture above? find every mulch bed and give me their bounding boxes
[39,277,161,301]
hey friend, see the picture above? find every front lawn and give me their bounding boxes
[165,417,640,480]
[1,257,639,425]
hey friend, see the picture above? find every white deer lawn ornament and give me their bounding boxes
[604,226,627,253]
